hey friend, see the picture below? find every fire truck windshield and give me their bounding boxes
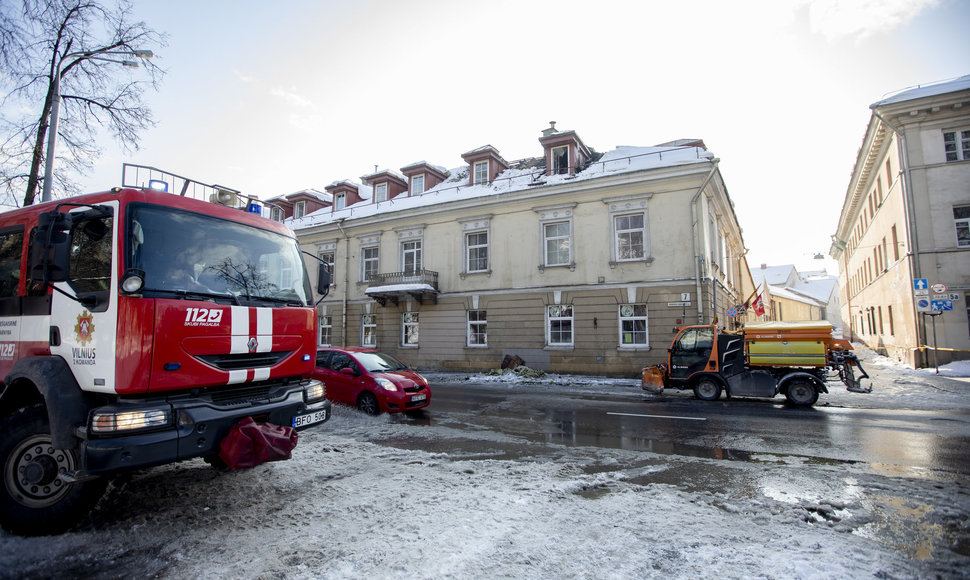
[128,203,312,306]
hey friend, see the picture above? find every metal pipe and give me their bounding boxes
[335,219,350,345]
[690,158,720,324]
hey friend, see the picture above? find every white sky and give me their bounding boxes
[79,0,970,274]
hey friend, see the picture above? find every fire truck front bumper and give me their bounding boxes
[79,380,331,476]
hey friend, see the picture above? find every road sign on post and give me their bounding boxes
[913,278,928,291]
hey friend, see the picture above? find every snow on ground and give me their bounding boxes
[1,350,968,579]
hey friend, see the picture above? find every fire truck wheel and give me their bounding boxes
[356,392,380,416]
[0,405,108,536]
[785,380,819,406]
[693,378,722,401]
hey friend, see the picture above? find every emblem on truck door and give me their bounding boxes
[247,337,258,353]
[74,310,95,346]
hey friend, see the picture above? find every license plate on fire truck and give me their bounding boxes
[292,409,329,428]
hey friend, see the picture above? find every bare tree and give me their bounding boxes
[0,0,165,207]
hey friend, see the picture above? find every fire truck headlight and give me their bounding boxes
[121,270,145,293]
[90,408,171,434]
[304,380,326,403]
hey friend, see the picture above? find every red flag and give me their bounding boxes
[752,293,765,317]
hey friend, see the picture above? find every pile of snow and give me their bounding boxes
[1,349,967,578]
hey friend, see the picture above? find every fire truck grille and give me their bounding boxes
[196,351,293,370]
[209,384,276,406]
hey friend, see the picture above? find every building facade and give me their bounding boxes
[831,76,970,366]
[291,126,756,376]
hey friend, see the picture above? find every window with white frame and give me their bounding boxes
[466,231,488,273]
[334,193,346,210]
[604,195,650,263]
[402,240,422,274]
[374,183,388,202]
[955,205,970,247]
[319,315,332,346]
[618,304,648,347]
[361,315,377,346]
[543,221,571,266]
[402,312,419,346]
[944,130,970,162]
[473,160,488,184]
[295,201,306,218]
[467,310,487,346]
[614,214,645,261]
[552,145,569,174]
[411,174,425,195]
[270,206,284,222]
[546,305,574,346]
[361,246,379,281]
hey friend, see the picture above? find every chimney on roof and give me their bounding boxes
[541,121,558,137]
[761,263,767,269]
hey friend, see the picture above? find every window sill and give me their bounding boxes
[538,263,576,273]
[459,270,492,280]
[544,345,574,351]
[464,345,489,350]
[618,346,651,352]
[609,257,654,268]
[400,344,419,349]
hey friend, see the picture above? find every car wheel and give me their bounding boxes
[0,405,108,536]
[693,378,722,401]
[785,379,818,406]
[356,392,380,416]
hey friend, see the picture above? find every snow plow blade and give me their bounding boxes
[641,365,666,394]
[836,353,872,393]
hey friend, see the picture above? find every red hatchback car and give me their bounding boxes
[313,348,431,415]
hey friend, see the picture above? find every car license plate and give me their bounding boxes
[410,394,427,403]
[292,409,329,428]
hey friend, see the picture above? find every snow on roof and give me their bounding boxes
[795,277,837,303]
[871,74,970,107]
[768,284,825,306]
[752,265,796,287]
[288,144,714,230]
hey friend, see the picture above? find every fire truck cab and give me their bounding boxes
[0,186,331,535]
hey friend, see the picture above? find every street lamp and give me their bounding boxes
[41,48,154,203]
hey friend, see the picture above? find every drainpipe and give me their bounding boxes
[336,219,350,346]
[690,158,720,324]
[871,107,923,365]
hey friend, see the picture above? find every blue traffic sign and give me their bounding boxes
[913,278,928,290]
[931,300,953,311]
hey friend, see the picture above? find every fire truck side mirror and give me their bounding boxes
[29,211,74,283]
[317,268,331,298]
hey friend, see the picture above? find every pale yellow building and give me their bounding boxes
[290,126,756,376]
[831,75,970,367]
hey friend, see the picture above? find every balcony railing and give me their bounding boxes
[365,269,439,306]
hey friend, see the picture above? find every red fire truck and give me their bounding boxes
[0,181,331,535]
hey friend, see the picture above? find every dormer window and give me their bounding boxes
[411,174,425,194]
[552,146,569,174]
[335,193,346,210]
[473,161,489,185]
[270,206,283,222]
[539,127,591,177]
[295,201,306,218]
[375,183,388,202]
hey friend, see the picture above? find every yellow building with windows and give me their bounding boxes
[292,126,757,376]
